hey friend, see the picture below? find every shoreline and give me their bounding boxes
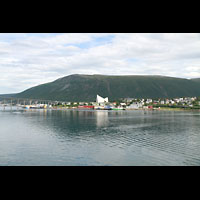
[0,107,200,112]
[155,107,200,112]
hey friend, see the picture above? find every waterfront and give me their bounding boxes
[0,108,200,166]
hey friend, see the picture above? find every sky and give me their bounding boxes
[0,33,200,94]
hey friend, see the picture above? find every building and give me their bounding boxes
[78,105,94,109]
[170,100,175,104]
[146,99,153,104]
[165,100,169,104]
[96,94,109,103]
[127,102,143,109]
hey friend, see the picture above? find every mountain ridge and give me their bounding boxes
[14,74,200,101]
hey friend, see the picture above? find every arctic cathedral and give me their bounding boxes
[96,95,109,103]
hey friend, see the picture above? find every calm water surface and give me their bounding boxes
[0,107,200,166]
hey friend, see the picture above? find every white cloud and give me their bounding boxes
[0,33,200,93]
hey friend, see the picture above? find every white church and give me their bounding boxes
[96,94,109,104]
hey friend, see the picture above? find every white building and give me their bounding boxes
[146,99,153,104]
[161,100,165,104]
[96,94,109,103]
[170,100,175,104]
[165,100,170,104]
[127,102,143,109]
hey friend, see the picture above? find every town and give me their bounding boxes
[55,95,200,110]
[1,94,200,111]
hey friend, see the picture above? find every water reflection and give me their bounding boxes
[95,110,108,127]
[1,109,200,165]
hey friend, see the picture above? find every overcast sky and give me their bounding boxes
[0,33,200,94]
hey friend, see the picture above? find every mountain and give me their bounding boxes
[15,74,200,102]
[191,78,200,83]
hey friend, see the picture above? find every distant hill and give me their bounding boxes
[15,74,200,101]
[0,93,17,100]
[0,94,17,97]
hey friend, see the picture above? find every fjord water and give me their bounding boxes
[0,107,200,166]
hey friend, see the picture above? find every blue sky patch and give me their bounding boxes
[73,34,115,49]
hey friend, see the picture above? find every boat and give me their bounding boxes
[22,104,48,109]
[23,105,31,109]
[104,105,112,110]
[94,106,105,110]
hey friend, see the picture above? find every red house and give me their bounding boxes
[78,105,94,109]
